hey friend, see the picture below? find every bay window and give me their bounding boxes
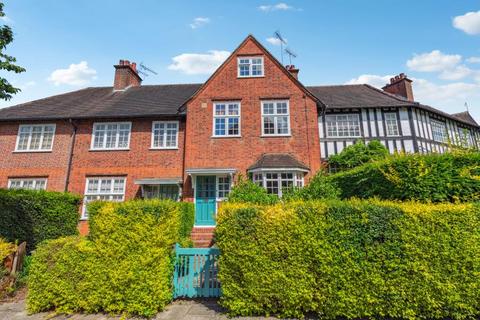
[252,172,304,197]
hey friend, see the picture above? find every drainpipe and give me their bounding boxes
[303,95,312,169]
[181,114,188,201]
[64,119,77,192]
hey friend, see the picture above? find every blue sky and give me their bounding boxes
[1,1,480,122]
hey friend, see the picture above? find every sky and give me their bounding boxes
[1,1,479,122]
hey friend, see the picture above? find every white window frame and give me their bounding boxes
[385,112,400,137]
[252,171,304,197]
[82,176,126,219]
[458,128,472,146]
[8,178,47,190]
[430,119,448,143]
[90,122,132,150]
[216,175,232,200]
[151,121,179,149]
[237,56,264,78]
[261,100,291,137]
[15,124,56,152]
[325,114,361,138]
[212,101,241,137]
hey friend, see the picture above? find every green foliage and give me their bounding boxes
[283,169,340,201]
[0,189,81,251]
[0,2,26,100]
[27,199,190,317]
[328,140,389,171]
[216,200,480,319]
[330,151,480,202]
[227,176,278,205]
[0,237,15,275]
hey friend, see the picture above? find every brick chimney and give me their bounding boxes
[286,65,299,80]
[113,60,142,91]
[382,73,414,102]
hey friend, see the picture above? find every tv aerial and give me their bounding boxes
[138,62,158,77]
[284,47,297,65]
[273,30,287,65]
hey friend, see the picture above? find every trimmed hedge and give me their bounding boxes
[0,189,80,251]
[227,177,278,205]
[216,200,480,319]
[27,199,194,317]
[329,151,480,202]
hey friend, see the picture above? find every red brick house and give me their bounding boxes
[0,35,478,245]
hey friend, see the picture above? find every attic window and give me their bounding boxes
[238,57,264,77]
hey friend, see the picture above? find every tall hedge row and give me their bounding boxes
[216,200,480,319]
[329,152,480,202]
[27,200,194,317]
[0,189,81,251]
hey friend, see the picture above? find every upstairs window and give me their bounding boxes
[15,124,55,152]
[8,178,47,190]
[325,114,361,137]
[152,121,179,149]
[83,177,126,219]
[91,122,131,150]
[238,57,264,77]
[458,128,472,146]
[431,119,448,143]
[261,100,290,136]
[213,102,241,137]
[385,112,399,136]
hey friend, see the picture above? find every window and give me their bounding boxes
[458,128,472,146]
[152,121,179,148]
[15,124,55,152]
[83,177,126,219]
[143,185,179,201]
[8,178,47,190]
[238,57,264,77]
[430,119,447,143]
[213,102,241,137]
[217,176,231,199]
[261,100,290,136]
[325,114,361,137]
[91,122,131,150]
[252,172,304,197]
[385,113,399,136]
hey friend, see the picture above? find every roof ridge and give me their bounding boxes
[362,83,416,104]
[306,84,364,88]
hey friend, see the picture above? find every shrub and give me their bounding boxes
[0,238,16,275]
[216,200,480,319]
[227,176,278,205]
[283,169,340,201]
[0,189,81,251]
[27,199,190,317]
[330,151,480,202]
[328,140,389,171]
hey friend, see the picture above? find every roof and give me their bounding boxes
[248,153,310,171]
[0,84,201,121]
[451,111,479,127]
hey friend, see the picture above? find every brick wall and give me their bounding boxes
[183,37,322,199]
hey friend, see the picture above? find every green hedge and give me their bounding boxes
[0,189,80,251]
[329,151,480,202]
[216,200,480,319]
[27,199,194,317]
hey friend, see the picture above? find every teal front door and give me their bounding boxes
[195,176,216,226]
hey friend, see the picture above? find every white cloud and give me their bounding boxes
[189,17,210,29]
[48,61,97,86]
[19,81,36,90]
[346,74,392,88]
[453,10,480,35]
[168,50,230,75]
[439,65,473,80]
[0,15,13,24]
[467,56,480,63]
[266,36,287,46]
[407,50,462,72]
[258,3,298,12]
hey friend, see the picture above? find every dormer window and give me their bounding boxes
[238,56,264,77]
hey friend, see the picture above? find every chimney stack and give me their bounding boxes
[382,73,414,102]
[113,59,142,91]
[286,65,299,80]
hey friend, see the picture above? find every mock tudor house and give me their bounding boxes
[0,35,478,246]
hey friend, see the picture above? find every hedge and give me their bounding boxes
[329,151,480,202]
[27,199,194,317]
[216,200,480,319]
[0,189,81,251]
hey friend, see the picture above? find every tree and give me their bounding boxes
[0,2,25,100]
[328,140,389,171]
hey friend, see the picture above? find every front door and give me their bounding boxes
[195,176,216,226]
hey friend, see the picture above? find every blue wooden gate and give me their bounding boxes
[173,244,221,298]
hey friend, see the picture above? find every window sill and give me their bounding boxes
[211,135,242,139]
[149,147,179,150]
[237,75,265,79]
[13,150,53,153]
[89,148,130,152]
[261,134,292,138]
